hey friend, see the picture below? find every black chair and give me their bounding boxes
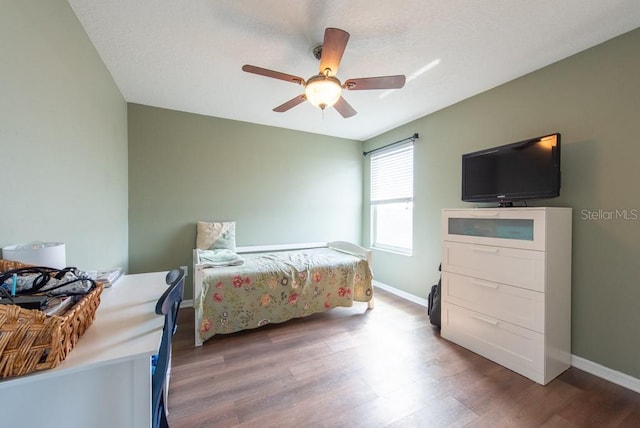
[152,268,185,428]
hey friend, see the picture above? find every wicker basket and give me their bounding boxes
[0,259,103,378]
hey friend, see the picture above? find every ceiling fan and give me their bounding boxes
[242,27,406,118]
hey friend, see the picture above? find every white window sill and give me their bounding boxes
[371,246,413,257]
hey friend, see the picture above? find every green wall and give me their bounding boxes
[3,0,638,383]
[364,28,640,378]
[127,104,363,299]
[0,1,128,270]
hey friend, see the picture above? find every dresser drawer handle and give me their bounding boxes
[470,211,500,218]
[472,313,500,326]
[472,246,500,254]
[472,280,499,289]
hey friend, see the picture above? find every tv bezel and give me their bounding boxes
[461,133,561,205]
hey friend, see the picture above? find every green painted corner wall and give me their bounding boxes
[0,1,128,270]
[4,0,639,384]
[363,28,640,378]
[127,104,363,299]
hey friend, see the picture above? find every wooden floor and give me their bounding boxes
[167,289,640,427]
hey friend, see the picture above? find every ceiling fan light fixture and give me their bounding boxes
[242,27,405,118]
[304,75,342,110]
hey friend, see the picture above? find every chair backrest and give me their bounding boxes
[151,268,185,428]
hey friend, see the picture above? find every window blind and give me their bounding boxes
[370,142,414,204]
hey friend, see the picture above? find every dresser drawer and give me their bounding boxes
[442,209,547,251]
[441,272,544,332]
[441,302,544,382]
[442,241,545,292]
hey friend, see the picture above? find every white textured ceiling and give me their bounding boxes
[68,0,640,141]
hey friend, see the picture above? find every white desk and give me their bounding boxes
[0,272,167,428]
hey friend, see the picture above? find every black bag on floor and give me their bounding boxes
[427,264,442,328]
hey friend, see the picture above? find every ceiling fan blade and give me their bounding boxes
[334,96,357,118]
[273,94,307,112]
[344,75,406,90]
[242,64,305,85]
[319,28,350,76]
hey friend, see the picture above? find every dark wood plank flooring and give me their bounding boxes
[167,289,640,427]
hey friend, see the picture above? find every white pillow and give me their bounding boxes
[196,221,236,251]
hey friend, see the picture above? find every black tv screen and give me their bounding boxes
[462,133,561,205]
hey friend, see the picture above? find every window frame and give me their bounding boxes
[369,141,414,255]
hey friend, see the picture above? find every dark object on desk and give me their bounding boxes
[0,265,96,296]
[152,268,185,428]
[0,294,48,310]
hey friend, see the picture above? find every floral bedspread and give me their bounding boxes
[196,247,373,342]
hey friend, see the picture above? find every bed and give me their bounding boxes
[192,241,374,346]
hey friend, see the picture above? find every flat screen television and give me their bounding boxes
[461,133,561,206]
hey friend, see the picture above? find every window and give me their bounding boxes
[370,142,414,254]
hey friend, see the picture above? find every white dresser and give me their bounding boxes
[440,207,572,385]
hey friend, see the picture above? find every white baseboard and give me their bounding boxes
[373,280,429,308]
[181,299,193,309]
[374,280,640,394]
[571,354,640,393]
